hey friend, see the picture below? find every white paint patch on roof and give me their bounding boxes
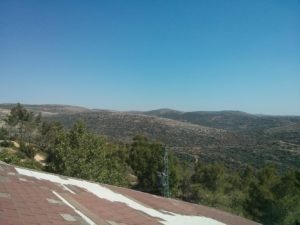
[16,167,226,225]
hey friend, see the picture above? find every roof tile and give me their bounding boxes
[0,162,260,225]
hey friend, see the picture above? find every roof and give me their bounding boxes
[0,161,260,225]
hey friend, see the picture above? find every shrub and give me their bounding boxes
[0,127,8,140]
[19,143,36,158]
[0,140,14,148]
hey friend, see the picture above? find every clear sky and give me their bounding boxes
[0,0,299,115]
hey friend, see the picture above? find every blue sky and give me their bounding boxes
[0,0,299,115]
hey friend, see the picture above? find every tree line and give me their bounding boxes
[0,103,299,225]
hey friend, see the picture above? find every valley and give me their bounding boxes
[1,103,299,171]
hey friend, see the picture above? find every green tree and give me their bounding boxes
[128,135,164,194]
[128,135,181,196]
[272,169,300,225]
[6,103,33,126]
[37,121,63,152]
[5,103,41,142]
[244,164,281,225]
[47,121,128,186]
[190,162,251,216]
[191,162,227,192]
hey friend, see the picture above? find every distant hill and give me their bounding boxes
[144,109,285,132]
[142,109,300,169]
[45,111,237,148]
[1,103,299,170]
[143,108,183,117]
[0,103,90,115]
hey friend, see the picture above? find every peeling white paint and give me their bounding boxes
[17,168,226,225]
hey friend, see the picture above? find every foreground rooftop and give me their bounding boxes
[0,161,259,225]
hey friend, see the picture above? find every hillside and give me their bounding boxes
[144,109,294,132]
[1,104,299,170]
[45,111,237,148]
[143,109,300,169]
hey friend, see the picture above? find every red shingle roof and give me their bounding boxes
[0,162,260,225]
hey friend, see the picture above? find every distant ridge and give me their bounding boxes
[1,103,299,117]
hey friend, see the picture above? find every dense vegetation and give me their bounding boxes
[0,104,299,225]
[41,107,300,171]
[1,103,300,171]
